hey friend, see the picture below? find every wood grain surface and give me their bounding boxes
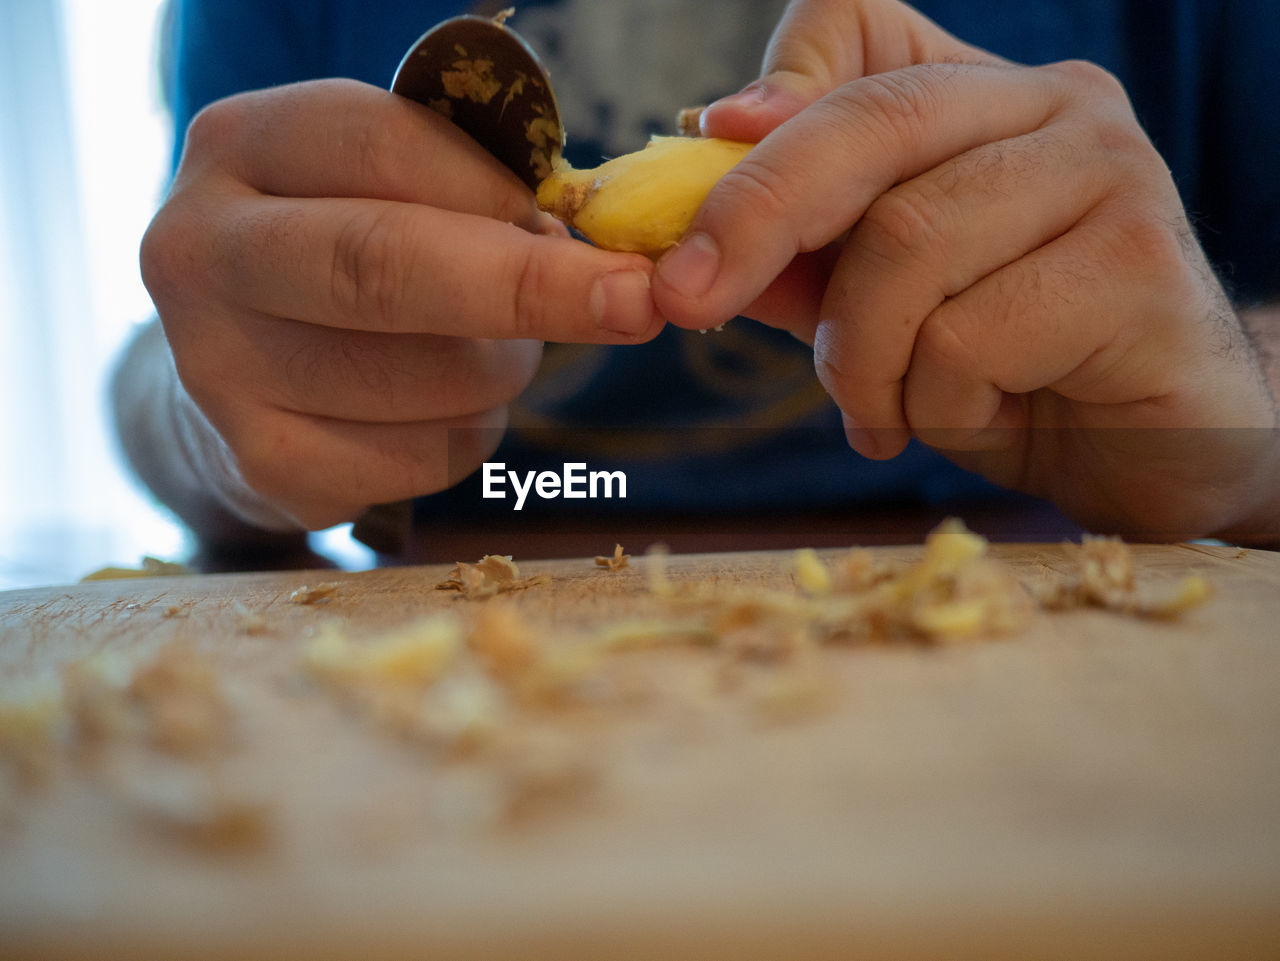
[2,542,1279,960]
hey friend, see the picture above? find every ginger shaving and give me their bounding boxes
[436,555,551,598]
[290,582,340,605]
[1037,536,1215,618]
[594,544,630,572]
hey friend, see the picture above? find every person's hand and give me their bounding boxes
[652,0,1280,541]
[141,79,660,530]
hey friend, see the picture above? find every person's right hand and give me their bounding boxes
[141,79,661,531]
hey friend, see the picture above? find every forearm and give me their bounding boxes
[109,319,306,550]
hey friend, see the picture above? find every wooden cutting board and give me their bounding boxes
[2,542,1279,960]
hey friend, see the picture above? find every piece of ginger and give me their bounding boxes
[536,136,753,257]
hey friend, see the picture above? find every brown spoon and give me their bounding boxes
[353,12,564,555]
[391,10,564,190]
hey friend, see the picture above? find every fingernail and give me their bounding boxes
[712,82,769,111]
[657,232,720,300]
[591,269,653,335]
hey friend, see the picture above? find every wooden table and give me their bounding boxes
[2,542,1279,959]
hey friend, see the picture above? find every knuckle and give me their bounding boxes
[857,185,949,265]
[350,118,396,197]
[846,65,950,148]
[962,131,1053,187]
[1088,111,1156,162]
[180,96,246,163]
[139,206,188,306]
[996,258,1061,320]
[329,207,417,330]
[347,99,432,203]
[1102,202,1189,281]
[715,158,794,224]
[143,190,236,308]
[709,158,809,250]
[1047,59,1127,101]
[505,244,554,339]
[918,297,981,370]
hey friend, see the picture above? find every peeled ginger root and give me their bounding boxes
[536,136,753,257]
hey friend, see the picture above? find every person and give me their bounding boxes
[113,0,1280,568]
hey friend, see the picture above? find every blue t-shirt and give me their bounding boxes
[164,0,1280,522]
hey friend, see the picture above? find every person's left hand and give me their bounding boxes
[651,0,1279,542]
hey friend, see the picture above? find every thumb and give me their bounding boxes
[700,0,988,142]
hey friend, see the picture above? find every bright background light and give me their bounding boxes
[0,0,180,591]
[0,0,372,590]
[62,0,172,373]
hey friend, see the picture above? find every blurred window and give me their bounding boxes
[0,0,181,589]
